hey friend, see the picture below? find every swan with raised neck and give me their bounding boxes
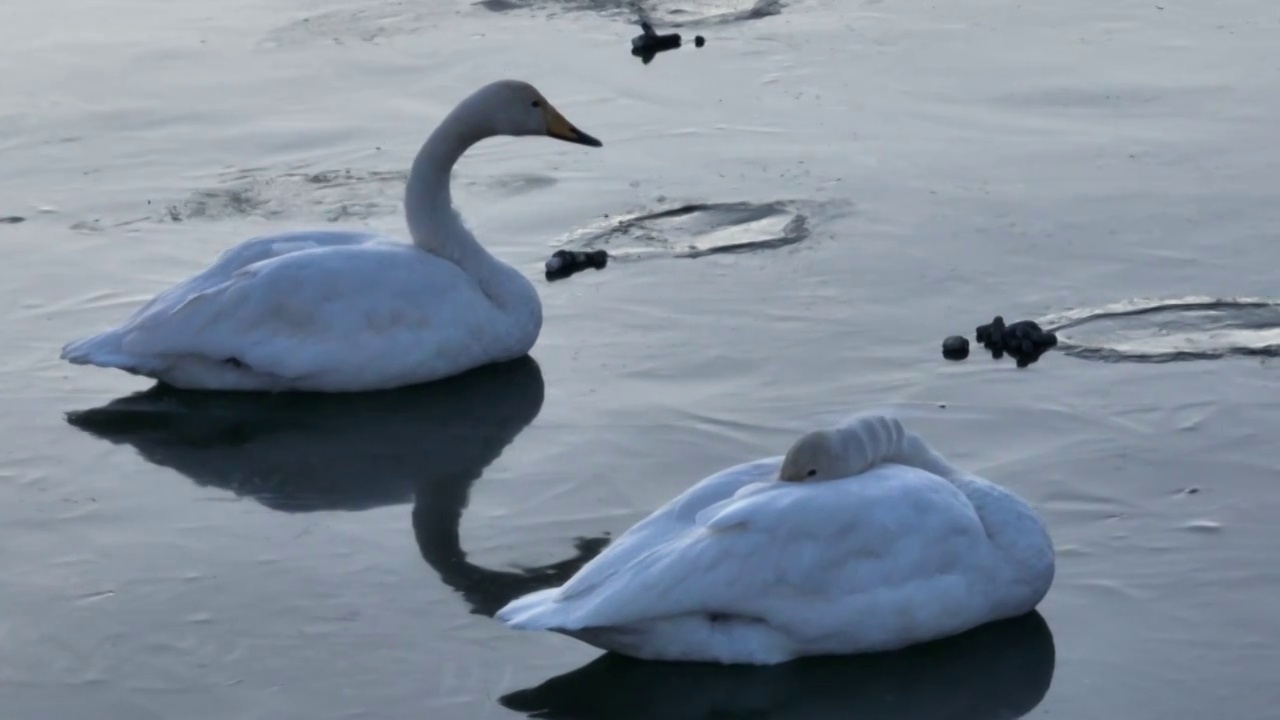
[404,79,601,310]
[57,79,602,393]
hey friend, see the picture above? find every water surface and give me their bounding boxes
[3,0,1279,718]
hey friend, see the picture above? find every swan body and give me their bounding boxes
[497,413,1055,665]
[61,80,602,392]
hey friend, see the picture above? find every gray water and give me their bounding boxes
[3,0,1280,718]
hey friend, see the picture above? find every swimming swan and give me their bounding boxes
[60,80,602,392]
[496,412,1055,665]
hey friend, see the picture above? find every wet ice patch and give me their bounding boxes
[128,165,554,226]
[261,4,436,47]
[1040,297,1280,363]
[557,200,819,260]
[478,0,783,26]
[154,168,406,224]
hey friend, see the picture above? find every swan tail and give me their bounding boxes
[60,330,152,373]
[495,588,580,631]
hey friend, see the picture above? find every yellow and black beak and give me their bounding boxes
[544,103,603,148]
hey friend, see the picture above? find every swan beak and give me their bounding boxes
[545,105,603,148]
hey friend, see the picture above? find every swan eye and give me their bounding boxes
[531,100,542,108]
[806,469,817,478]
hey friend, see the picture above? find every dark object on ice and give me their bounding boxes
[0,216,25,224]
[694,35,706,48]
[631,21,682,64]
[942,335,970,360]
[545,249,609,281]
[974,315,1058,368]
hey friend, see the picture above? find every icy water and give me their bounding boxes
[3,0,1280,718]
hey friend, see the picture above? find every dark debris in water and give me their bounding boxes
[942,316,1058,368]
[941,335,970,361]
[545,249,609,281]
[630,20,705,64]
[631,21,681,64]
[975,316,1058,368]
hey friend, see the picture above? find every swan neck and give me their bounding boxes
[892,433,967,481]
[403,104,491,265]
[400,102,542,334]
[836,415,963,480]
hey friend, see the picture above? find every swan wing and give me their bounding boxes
[101,230,382,329]
[110,241,502,389]
[524,463,990,636]
[552,457,782,602]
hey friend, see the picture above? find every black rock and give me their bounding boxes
[545,249,609,282]
[0,216,25,224]
[694,35,706,48]
[975,315,1005,347]
[630,21,681,64]
[942,335,970,361]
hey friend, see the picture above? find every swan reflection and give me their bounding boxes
[502,611,1055,720]
[65,357,608,609]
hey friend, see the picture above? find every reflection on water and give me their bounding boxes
[1042,297,1280,363]
[502,611,1055,720]
[414,491,611,618]
[64,357,609,612]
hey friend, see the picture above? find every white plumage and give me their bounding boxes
[61,79,602,392]
[497,413,1055,665]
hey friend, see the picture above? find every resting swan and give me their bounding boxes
[496,412,1055,665]
[60,80,602,392]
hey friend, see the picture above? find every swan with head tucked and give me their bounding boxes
[496,412,1055,665]
[60,80,602,392]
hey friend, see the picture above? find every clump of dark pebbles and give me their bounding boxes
[973,315,1058,367]
[545,249,608,282]
[940,315,1058,367]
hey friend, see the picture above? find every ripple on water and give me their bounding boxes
[82,165,558,229]
[1040,297,1280,363]
[477,0,784,27]
[558,200,826,260]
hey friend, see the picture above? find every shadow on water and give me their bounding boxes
[502,611,1056,720]
[1041,297,1280,363]
[64,357,610,614]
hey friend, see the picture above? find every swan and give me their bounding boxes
[60,79,602,392]
[496,412,1055,665]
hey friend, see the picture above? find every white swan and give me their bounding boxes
[61,80,602,392]
[496,412,1055,665]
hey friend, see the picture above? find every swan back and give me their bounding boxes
[497,413,1056,664]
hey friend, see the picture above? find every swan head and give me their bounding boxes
[466,80,603,148]
[778,429,850,483]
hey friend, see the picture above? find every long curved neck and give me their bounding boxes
[403,102,498,273]
[402,102,542,331]
[833,414,955,479]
